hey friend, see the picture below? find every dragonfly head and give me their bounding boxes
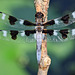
[35,12,44,23]
[35,12,44,18]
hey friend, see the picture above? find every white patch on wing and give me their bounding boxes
[54,30,58,36]
[19,19,24,25]
[72,29,75,35]
[2,13,6,20]
[20,31,25,36]
[72,11,75,18]
[54,19,59,25]
[2,30,7,37]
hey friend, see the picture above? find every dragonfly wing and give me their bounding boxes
[0,30,36,43]
[43,11,75,29]
[42,29,75,42]
[0,12,35,30]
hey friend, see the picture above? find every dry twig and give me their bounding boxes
[34,0,51,75]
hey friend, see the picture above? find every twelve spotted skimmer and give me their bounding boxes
[0,11,75,63]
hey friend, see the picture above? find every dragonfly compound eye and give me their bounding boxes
[35,12,44,18]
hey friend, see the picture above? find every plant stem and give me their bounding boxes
[34,0,51,75]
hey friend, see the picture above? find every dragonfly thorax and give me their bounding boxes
[35,12,44,23]
[35,26,44,32]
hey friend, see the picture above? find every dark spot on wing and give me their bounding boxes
[25,31,30,36]
[8,16,17,25]
[25,30,36,36]
[48,30,54,36]
[43,20,55,26]
[60,29,69,39]
[0,12,2,13]
[35,12,44,18]
[10,30,18,40]
[23,20,36,26]
[62,34,67,39]
[43,30,54,36]
[42,30,47,33]
[61,14,69,24]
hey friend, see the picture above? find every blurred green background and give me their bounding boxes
[0,0,75,75]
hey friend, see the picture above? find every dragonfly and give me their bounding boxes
[0,11,75,63]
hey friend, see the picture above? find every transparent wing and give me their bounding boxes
[0,12,35,30]
[46,29,75,42]
[43,11,75,29]
[0,30,36,43]
[0,29,75,43]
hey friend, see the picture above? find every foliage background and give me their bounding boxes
[0,0,75,75]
